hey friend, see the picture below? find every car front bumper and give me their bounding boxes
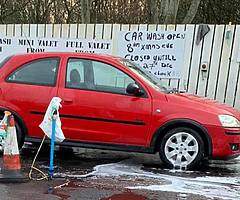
[207,125,240,159]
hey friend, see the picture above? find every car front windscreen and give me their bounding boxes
[120,59,170,93]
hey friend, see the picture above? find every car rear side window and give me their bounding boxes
[7,58,59,86]
[0,56,13,69]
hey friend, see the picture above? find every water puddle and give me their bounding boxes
[101,191,147,200]
[48,189,70,200]
[34,146,240,200]
[56,159,240,200]
[45,180,81,200]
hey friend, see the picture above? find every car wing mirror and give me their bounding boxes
[126,83,144,96]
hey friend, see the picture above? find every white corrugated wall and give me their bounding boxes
[0,24,240,108]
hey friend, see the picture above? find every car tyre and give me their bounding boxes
[159,127,204,169]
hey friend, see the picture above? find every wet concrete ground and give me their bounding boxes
[0,144,240,200]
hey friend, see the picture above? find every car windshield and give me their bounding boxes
[120,59,170,93]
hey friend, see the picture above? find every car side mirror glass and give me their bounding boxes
[126,83,144,96]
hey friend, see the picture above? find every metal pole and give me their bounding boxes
[48,112,57,179]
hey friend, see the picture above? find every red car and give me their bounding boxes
[0,52,240,169]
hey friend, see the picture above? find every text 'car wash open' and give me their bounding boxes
[118,31,186,79]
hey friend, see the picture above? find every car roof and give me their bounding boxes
[11,52,122,62]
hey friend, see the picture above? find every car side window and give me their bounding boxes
[66,59,85,89]
[7,58,59,86]
[92,61,135,94]
[66,58,135,95]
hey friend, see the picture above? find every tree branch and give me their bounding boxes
[182,0,201,24]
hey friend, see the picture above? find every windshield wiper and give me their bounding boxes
[167,88,179,94]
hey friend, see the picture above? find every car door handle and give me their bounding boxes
[63,98,73,104]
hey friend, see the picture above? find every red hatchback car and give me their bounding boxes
[0,52,240,169]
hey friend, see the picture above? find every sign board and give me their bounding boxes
[0,37,112,63]
[118,31,186,79]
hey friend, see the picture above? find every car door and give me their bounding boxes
[57,56,152,146]
[2,57,60,138]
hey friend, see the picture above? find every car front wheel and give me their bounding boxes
[159,127,204,169]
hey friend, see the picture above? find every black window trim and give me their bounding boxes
[65,57,148,98]
[6,57,60,87]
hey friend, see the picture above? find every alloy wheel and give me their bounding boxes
[164,132,199,167]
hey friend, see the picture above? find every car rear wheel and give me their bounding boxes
[159,127,204,169]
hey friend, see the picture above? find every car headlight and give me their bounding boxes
[218,115,240,128]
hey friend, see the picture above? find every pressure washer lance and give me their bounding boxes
[48,110,57,180]
[29,99,62,181]
[29,110,57,181]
